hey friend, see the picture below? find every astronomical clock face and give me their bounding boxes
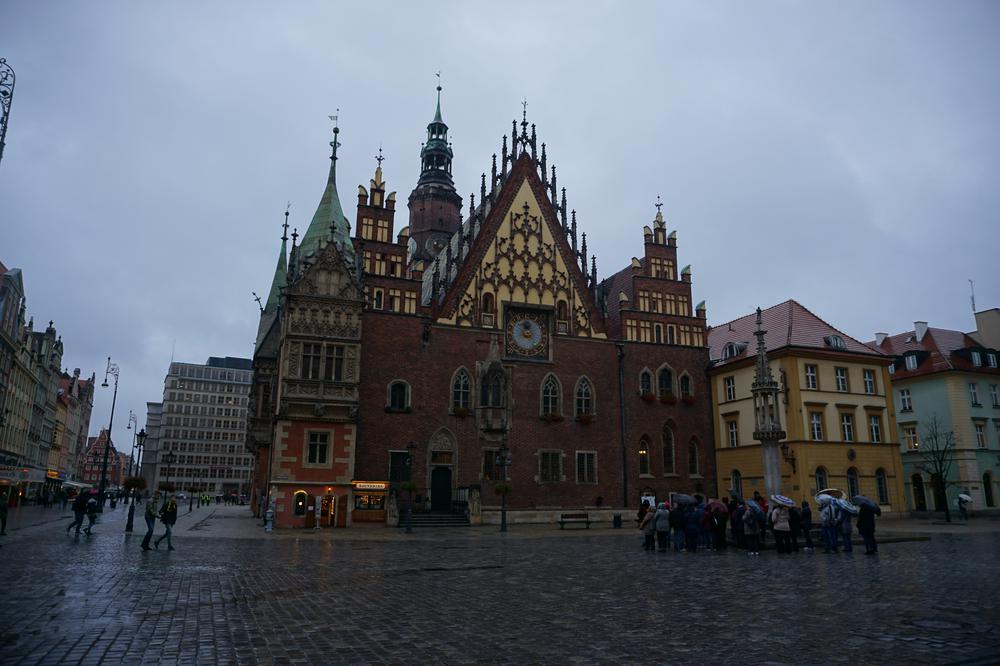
[505,309,549,358]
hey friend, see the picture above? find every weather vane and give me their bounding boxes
[655,194,663,213]
[282,202,290,241]
[435,70,442,91]
[375,145,385,167]
[522,98,528,124]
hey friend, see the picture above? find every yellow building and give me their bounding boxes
[708,300,907,514]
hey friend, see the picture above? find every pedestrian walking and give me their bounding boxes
[140,492,160,551]
[654,502,671,552]
[770,505,792,554]
[67,491,88,534]
[640,505,657,551]
[819,500,839,553]
[84,491,99,534]
[857,502,881,555]
[958,494,970,521]
[800,501,815,550]
[743,504,760,556]
[155,494,178,550]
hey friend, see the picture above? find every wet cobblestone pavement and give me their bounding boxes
[2,505,999,665]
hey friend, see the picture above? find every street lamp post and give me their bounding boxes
[125,429,147,533]
[496,444,512,533]
[162,451,176,492]
[405,441,416,534]
[126,411,138,479]
[0,58,15,167]
[98,357,120,511]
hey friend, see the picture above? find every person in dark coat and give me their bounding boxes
[155,495,178,550]
[788,505,801,551]
[653,502,671,552]
[732,503,746,550]
[800,500,814,550]
[684,506,700,553]
[711,508,728,550]
[0,489,8,535]
[140,493,160,551]
[637,500,650,528]
[66,491,89,534]
[857,503,882,554]
[669,504,686,551]
[84,491,99,534]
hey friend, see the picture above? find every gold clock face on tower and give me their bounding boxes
[505,310,549,358]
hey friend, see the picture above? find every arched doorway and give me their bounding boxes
[431,467,452,512]
[984,472,995,508]
[911,473,926,511]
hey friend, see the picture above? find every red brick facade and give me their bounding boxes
[248,109,714,527]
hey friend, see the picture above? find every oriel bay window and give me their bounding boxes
[302,343,323,379]
[323,345,345,382]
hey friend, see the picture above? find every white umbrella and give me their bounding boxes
[959,493,973,503]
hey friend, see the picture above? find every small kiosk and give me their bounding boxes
[351,480,388,523]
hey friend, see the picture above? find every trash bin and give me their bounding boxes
[613,513,622,528]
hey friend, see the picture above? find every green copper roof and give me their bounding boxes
[264,236,287,312]
[298,139,355,262]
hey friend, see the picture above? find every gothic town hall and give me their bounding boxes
[248,91,713,528]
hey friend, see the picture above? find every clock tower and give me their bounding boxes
[407,83,463,268]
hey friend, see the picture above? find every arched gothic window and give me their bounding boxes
[639,370,653,396]
[661,424,675,474]
[480,367,505,408]
[541,375,561,415]
[688,438,700,475]
[638,437,651,476]
[680,374,692,397]
[575,378,593,416]
[451,369,471,410]
[658,368,673,396]
[388,381,410,411]
[815,466,829,492]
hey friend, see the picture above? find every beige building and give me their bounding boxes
[708,300,907,514]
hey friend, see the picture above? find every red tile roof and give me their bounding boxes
[866,327,1000,379]
[708,299,884,365]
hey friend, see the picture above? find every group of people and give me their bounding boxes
[638,490,882,556]
[140,492,179,550]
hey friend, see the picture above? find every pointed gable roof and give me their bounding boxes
[427,151,603,335]
[285,231,362,302]
[709,299,883,365]
[298,132,355,263]
[264,236,287,313]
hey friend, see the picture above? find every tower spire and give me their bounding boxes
[298,113,354,261]
[265,210,290,312]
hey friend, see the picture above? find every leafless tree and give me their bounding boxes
[918,414,959,522]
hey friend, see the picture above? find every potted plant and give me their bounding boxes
[660,392,677,405]
[577,412,595,424]
[641,392,656,403]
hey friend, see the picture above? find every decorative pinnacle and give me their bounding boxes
[291,227,299,244]
[282,203,290,241]
[522,98,528,125]
[375,145,385,167]
[655,195,663,213]
[328,109,341,160]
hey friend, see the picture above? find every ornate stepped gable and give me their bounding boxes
[422,118,605,339]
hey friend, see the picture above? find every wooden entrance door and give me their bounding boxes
[911,474,926,511]
[431,467,452,512]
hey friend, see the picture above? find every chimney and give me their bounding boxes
[914,321,928,341]
[875,332,887,346]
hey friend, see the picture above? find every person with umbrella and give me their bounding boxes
[958,491,972,521]
[769,495,795,554]
[799,500,815,551]
[669,501,686,551]
[836,499,858,552]
[708,499,729,550]
[854,495,881,554]
[653,502,671,552]
[818,496,839,553]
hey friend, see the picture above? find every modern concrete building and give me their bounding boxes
[869,309,1000,513]
[150,357,253,498]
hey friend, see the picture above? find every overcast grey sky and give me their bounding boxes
[2,1,998,445]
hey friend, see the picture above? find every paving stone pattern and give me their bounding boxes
[2,506,999,665]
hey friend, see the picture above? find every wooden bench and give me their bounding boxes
[558,512,591,529]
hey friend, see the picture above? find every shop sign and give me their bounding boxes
[352,481,388,491]
[0,466,29,482]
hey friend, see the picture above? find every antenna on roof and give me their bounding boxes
[969,279,976,314]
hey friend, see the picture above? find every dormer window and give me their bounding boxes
[989,353,998,368]
[971,351,982,367]
[824,335,846,350]
[721,342,746,360]
[905,355,918,371]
